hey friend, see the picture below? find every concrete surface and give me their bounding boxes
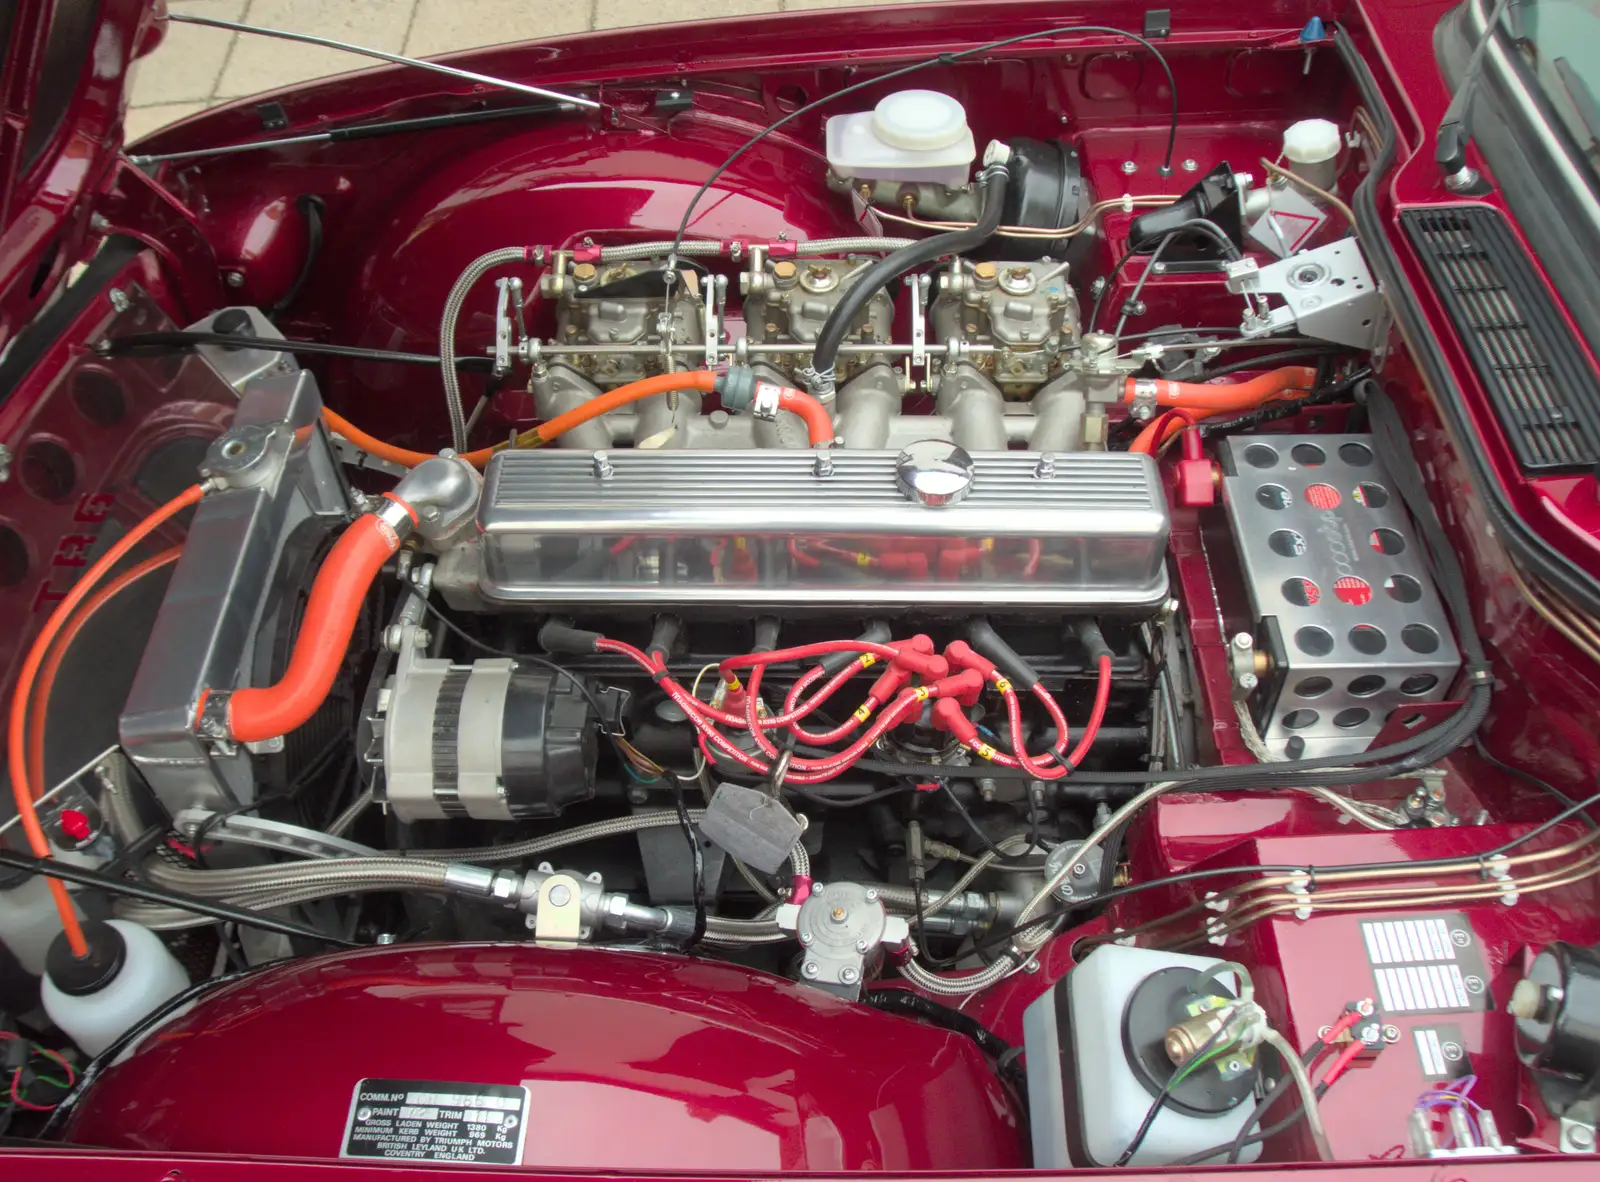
[127,0,930,141]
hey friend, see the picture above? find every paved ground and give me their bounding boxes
[128,0,932,140]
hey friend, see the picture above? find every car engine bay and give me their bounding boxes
[4,5,1600,1174]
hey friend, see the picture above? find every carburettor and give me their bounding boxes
[540,259,705,389]
[932,259,1079,395]
[741,249,895,388]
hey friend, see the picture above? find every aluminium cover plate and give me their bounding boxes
[475,448,1170,611]
[1220,434,1461,759]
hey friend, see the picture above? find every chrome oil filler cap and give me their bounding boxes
[896,440,974,507]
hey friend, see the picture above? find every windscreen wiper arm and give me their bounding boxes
[1436,0,1516,194]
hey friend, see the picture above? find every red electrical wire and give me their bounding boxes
[597,633,1114,787]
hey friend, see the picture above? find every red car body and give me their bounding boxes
[3,0,1600,1176]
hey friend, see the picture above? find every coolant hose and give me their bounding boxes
[327,370,832,465]
[1123,366,1317,413]
[528,370,717,446]
[216,496,415,743]
[9,482,208,959]
[808,155,1011,394]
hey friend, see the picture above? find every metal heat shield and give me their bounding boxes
[1220,434,1460,759]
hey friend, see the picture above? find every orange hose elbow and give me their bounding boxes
[775,388,837,448]
[222,506,410,744]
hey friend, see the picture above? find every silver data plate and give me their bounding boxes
[1220,434,1461,758]
[476,448,1169,612]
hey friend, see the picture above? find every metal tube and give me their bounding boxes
[520,342,998,357]
[169,15,601,110]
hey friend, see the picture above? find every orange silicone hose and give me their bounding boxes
[1123,366,1317,413]
[9,484,206,958]
[225,506,410,744]
[775,388,837,447]
[27,548,182,804]
[324,371,836,466]
[527,370,719,446]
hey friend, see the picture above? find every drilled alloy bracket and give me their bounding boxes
[1231,240,1384,350]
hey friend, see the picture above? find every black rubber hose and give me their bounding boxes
[810,160,1010,386]
[863,988,1011,1058]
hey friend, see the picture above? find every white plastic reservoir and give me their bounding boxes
[42,919,189,1057]
[1023,944,1263,1167]
[825,90,976,188]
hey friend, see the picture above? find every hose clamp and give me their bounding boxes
[1129,379,1160,422]
[374,495,416,536]
[751,381,784,422]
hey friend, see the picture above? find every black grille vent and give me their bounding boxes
[1403,206,1600,473]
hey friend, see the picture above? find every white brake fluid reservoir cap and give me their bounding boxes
[1281,118,1342,165]
[872,90,971,152]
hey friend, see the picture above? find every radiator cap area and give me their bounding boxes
[896,439,974,507]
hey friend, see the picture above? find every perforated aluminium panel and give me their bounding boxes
[1220,435,1461,758]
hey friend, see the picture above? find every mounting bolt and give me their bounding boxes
[1121,160,1138,175]
[802,960,820,979]
[592,451,614,479]
[225,271,246,289]
[547,883,572,907]
[799,930,813,946]
[1072,863,1088,878]
[108,287,130,312]
[1381,1024,1402,1044]
[840,966,860,984]
[855,938,869,952]
[1021,957,1041,974]
[89,212,111,233]
[1183,158,1199,172]
[1233,633,1254,651]
[1239,672,1259,691]
[1153,262,1167,275]
[1132,404,1154,422]
[1567,1124,1595,1150]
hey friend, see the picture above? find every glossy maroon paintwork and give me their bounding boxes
[0,0,161,346]
[63,943,1025,1172]
[2,1,1599,1178]
[0,245,230,734]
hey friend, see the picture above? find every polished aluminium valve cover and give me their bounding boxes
[470,447,1170,612]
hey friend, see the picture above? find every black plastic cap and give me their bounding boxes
[1073,618,1114,664]
[46,920,126,997]
[965,618,1040,691]
[538,620,603,655]
[819,620,893,674]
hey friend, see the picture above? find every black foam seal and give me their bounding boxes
[46,920,127,997]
